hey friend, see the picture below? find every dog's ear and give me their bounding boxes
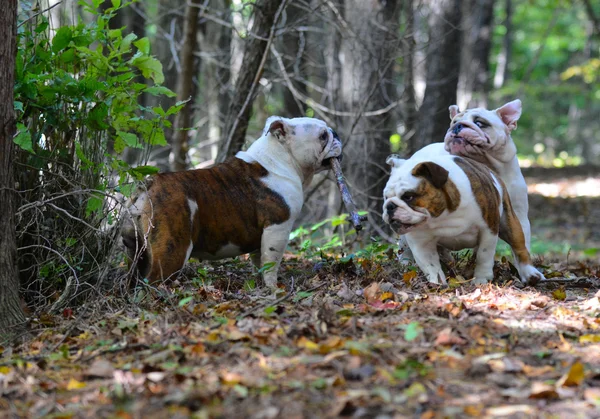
[496,99,522,131]
[449,105,460,120]
[412,162,449,189]
[386,154,406,169]
[265,117,289,142]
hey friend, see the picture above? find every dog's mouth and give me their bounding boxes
[390,219,424,234]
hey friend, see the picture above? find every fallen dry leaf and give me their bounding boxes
[84,359,114,379]
[435,327,467,346]
[363,282,382,304]
[557,360,585,387]
[529,382,559,400]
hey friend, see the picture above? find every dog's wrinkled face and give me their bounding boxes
[444,100,521,163]
[382,158,456,235]
[264,116,342,176]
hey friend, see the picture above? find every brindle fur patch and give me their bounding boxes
[411,162,461,217]
[126,158,291,282]
[499,187,531,265]
[453,157,501,234]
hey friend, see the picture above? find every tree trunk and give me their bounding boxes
[0,0,27,343]
[280,3,307,116]
[401,0,418,148]
[170,2,200,171]
[216,0,289,163]
[493,0,513,89]
[412,0,462,153]
[338,0,401,218]
[458,0,496,108]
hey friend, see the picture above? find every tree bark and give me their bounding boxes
[216,0,289,163]
[412,0,462,153]
[338,0,401,218]
[280,3,307,117]
[401,0,418,148]
[170,1,200,171]
[493,0,513,88]
[458,0,495,108]
[0,0,27,343]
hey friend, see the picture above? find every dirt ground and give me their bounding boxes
[1,173,599,418]
[1,254,599,419]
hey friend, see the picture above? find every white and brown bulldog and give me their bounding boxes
[382,153,544,285]
[444,99,531,249]
[122,116,342,288]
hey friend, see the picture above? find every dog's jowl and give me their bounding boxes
[122,116,342,288]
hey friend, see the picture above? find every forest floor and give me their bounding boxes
[1,176,600,418]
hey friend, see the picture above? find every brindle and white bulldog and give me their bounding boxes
[122,116,342,288]
[382,153,544,285]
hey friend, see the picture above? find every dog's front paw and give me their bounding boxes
[519,264,545,286]
[472,276,491,285]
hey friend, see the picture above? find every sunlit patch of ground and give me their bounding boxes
[528,177,600,198]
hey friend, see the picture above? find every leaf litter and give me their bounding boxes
[1,255,599,418]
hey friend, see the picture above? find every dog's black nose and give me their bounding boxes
[452,123,464,135]
[386,202,398,214]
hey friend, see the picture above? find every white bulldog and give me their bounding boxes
[122,116,342,288]
[444,99,531,249]
[382,153,544,285]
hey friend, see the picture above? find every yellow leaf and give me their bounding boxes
[318,336,343,354]
[66,378,87,390]
[0,366,11,375]
[579,334,600,344]
[403,271,417,285]
[380,292,394,301]
[552,288,566,301]
[560,361,585,387]
[297,336,319,351]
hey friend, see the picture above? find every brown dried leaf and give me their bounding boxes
[529,382,559,400]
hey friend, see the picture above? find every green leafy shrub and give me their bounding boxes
[14,0,183,311]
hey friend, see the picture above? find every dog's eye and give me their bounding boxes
[401,193,416,203]
[320,131,329,143]
[475,120,487,128]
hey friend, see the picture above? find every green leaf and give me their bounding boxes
[264,306,276,315]
[144,85,177,98]
[293,291,314,302]
[85,195,103,217]
[119,33,137,53]
[165,99,189,116]
[52,27,73,52]
[404,321,422,342]
[258,262,276,274]
[133,37,150,55]
[131,55,164,84]
[87,102,109,130]
[75,142,93,167]
[130,165,160,177]
[583,248,599,257]
[14,123,33,153]
[178,296,193,307]
[117,131,141,148]
[111,0,122,8]
[14,101,23,113]
[148,129,166,146]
